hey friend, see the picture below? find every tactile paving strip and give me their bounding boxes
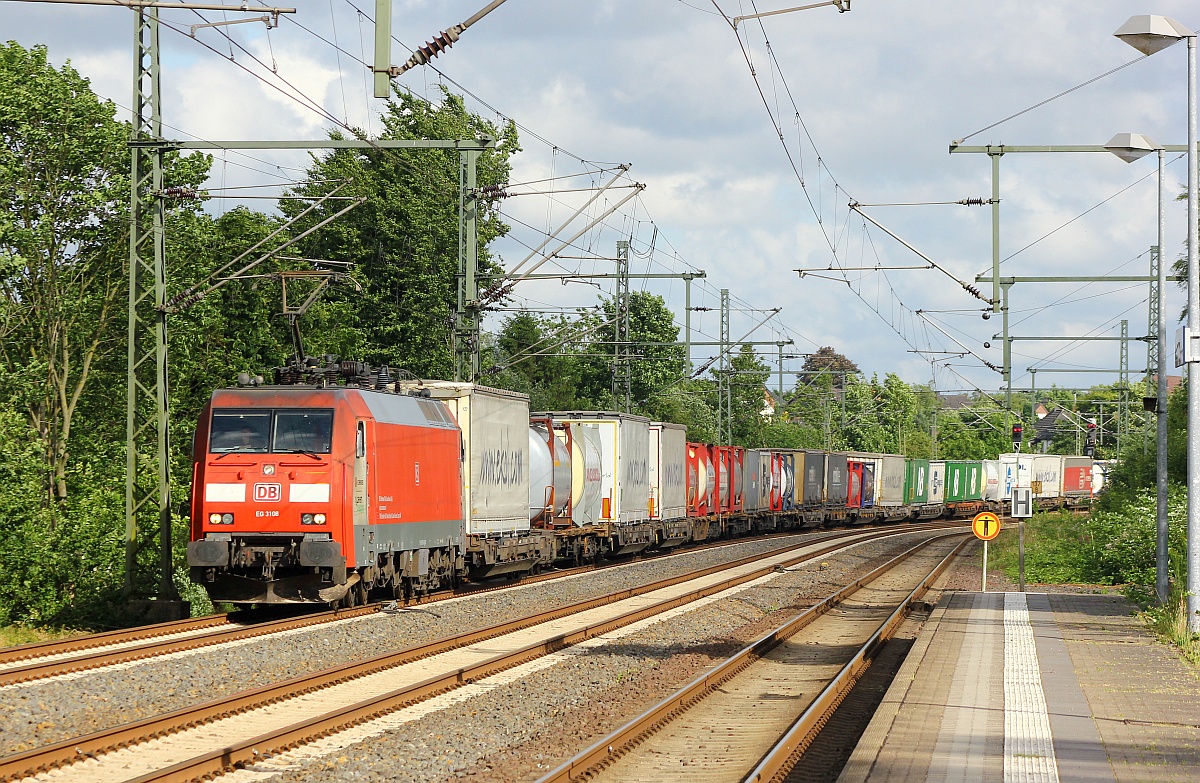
[1003,592,1060,783]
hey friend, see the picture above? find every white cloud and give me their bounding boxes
[0,0,1192,395]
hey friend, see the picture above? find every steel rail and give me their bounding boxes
[743,536,971,783]
[0,531,808,686]
[0,525,959,783]
[0,614,233,667]
[535,532,968,783]
[0,603,379,687]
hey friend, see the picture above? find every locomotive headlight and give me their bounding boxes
[301,513,315,525]
[221,513,234,525]
[209,513,221,524]
[313,513,326,524]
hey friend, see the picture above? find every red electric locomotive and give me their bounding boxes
[187,369,464,605]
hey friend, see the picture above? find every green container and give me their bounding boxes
[964,462,983,500]
[905,458,930,504]
[944,461,982,502]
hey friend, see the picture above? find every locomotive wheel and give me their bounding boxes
[356,580,370,605]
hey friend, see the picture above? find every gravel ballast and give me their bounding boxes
[217,530,944,783]
[0,530,874,756]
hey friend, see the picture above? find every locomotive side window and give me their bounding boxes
[356,421,366,458]
[210,412,271,452]
[274,409,334,454]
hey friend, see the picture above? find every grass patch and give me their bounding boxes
[1141,589,1200,666]
[0,624,86,649]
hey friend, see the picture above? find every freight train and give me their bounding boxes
[186,359,1093,606]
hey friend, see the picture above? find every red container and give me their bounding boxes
[1062,457,1093,496]
[711,445,738,514]
[729,446,745,513]
[687,442,715,516]
[847,460,865,508]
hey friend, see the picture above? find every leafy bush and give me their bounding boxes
[993,511,1089,584]
[0,408,129,628]
[995,488,1186,597]
[1083,486,1186,592]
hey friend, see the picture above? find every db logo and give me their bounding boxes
[254,483,282,502]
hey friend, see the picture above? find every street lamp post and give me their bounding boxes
[1104,132,1169,604]
[1114,15,1199,629]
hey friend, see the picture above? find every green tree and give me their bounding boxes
[1101,380,1189,506]
[0,43,131,503]
[483,311,587,411]
[282,88,519,377]
[800,346,859,388]
[645,380,718,444]
[0,43,213,503]
[781,366,852,450]
[934,403,1010,459]
[570,290,689,410]
[841,373,925,455]
[729,344,770,446]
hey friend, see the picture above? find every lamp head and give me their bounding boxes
[1114,15,1193,56]
[1104,132,1162,163]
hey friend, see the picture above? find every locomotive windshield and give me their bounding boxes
[274,410,334,453]
[210,408,333,454]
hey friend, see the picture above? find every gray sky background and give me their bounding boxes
[2,0,1195,399]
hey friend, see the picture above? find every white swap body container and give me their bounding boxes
[1092,460,1114,495]
[929,461,947,504]
[983,460,1002,502]
[399,381,530,536]
[1031,455,1063,499]
[544,412,651,526]
[650,422,687,520]
[876,455,907,508]
[996,454,1031,501]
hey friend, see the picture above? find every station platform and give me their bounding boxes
[839,591,1200,783]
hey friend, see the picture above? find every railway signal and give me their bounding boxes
[1011,423,1023,453]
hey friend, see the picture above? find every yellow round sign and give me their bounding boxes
[972,512,1001,541]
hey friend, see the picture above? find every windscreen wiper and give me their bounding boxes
[275,448,323,460]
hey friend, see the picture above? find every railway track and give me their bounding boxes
[0,605,381,688]
[0,525,961,783]
[0,531,822,689]
[535,530,969,783]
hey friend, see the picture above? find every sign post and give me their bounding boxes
[972,511,1002,592]
[1012,487,1033,592]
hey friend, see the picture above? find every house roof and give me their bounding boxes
[1032,407,1072,443]
[938,393,972,410]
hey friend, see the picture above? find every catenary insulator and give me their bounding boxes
[402,25,463,71]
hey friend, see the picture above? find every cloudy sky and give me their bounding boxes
[3,0,1196,398]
